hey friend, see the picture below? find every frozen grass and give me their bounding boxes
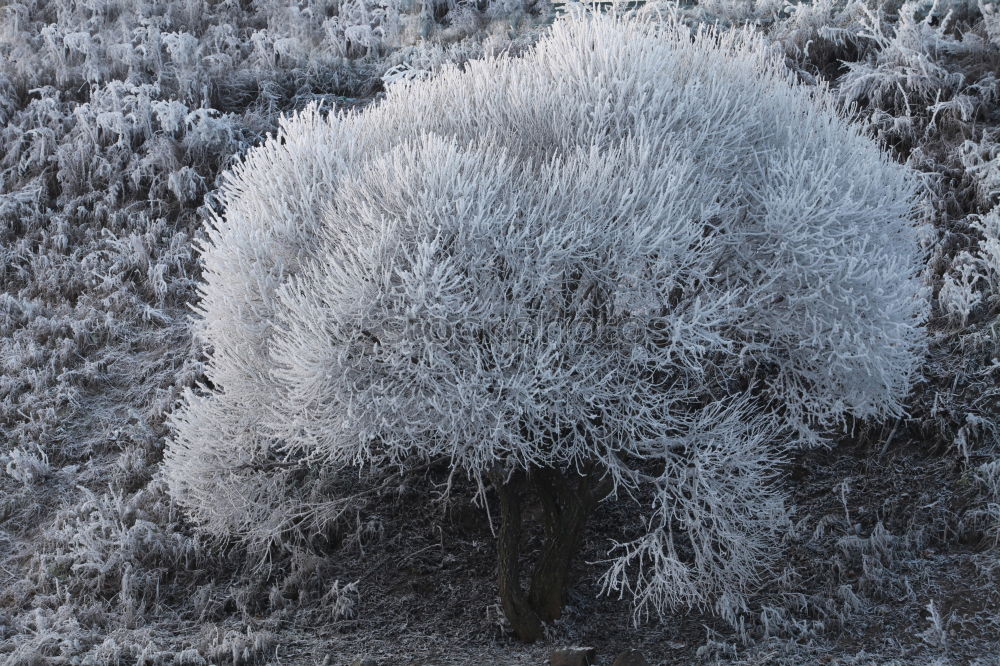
[1,0,999,663]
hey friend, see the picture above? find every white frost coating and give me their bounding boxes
[165,13,928,620]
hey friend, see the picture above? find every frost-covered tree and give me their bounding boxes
[165,12,928,640]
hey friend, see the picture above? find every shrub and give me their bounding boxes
[165,12,928,640]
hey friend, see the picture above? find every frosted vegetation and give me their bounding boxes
[1,0,999,663]
[165,13,927,640]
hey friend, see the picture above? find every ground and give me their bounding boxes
[2,1,1000,663]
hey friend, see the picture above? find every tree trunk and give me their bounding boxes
[527,467,599,623]
[493,470,544,642]
[492,466,603,641]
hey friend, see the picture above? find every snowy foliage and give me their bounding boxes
[165,12,927,621]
